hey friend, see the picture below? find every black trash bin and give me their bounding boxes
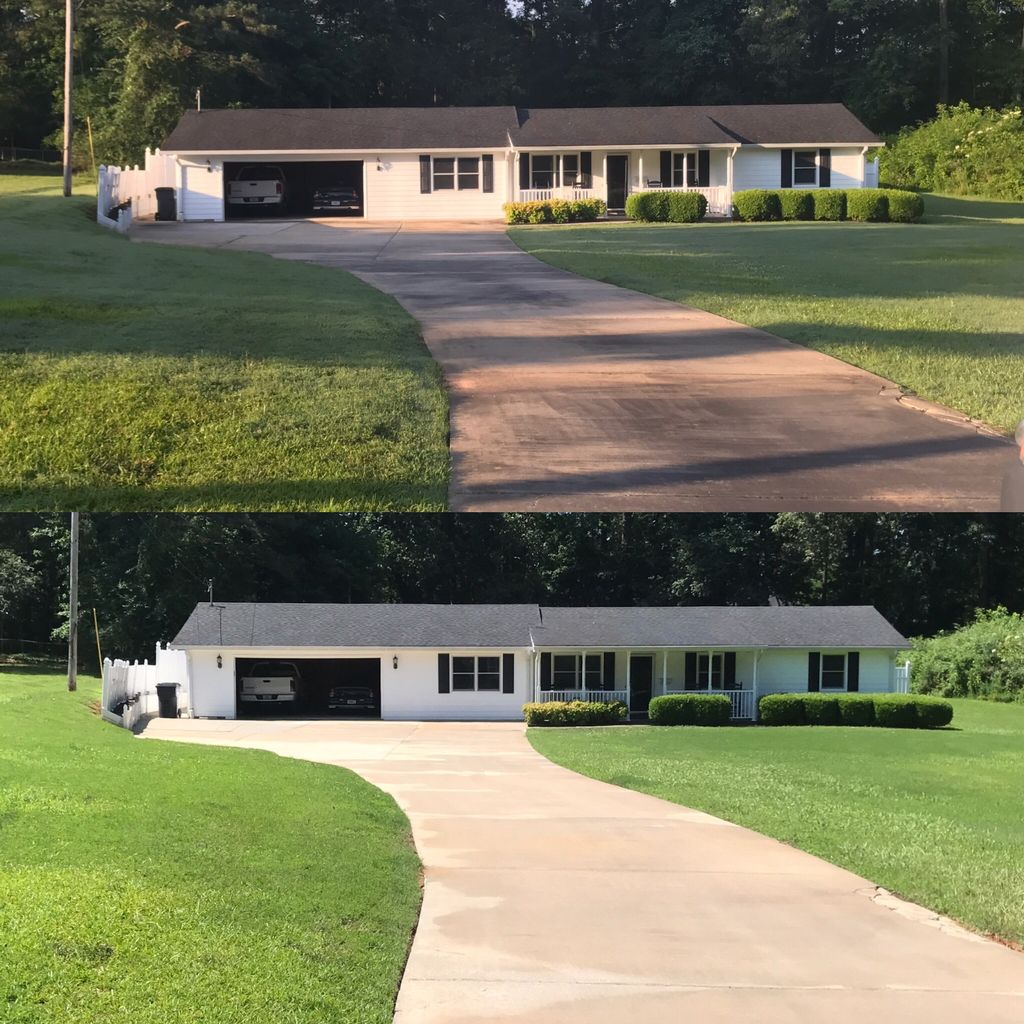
[156,682,179,718]
[155,187,176,222]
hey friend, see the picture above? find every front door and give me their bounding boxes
[606,155,628,210]
[629,655,654,715]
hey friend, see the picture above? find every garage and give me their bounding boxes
[235,656,381,718]
[223,160,364,220]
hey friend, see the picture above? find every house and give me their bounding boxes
[157,103,882,222]
[167,602,909,722]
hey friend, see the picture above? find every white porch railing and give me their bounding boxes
[894,660,910,694]
[518,186,595,203]
[538,689,629,705]
[664,688,756,720]
[643,184,732,217]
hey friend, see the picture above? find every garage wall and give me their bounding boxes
[180,646,530,720]
[179,159,225,221]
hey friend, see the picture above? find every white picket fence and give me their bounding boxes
[101,643,188,730]
[97,147,177,233]
[865,155,880,188]
[894,659,911,694]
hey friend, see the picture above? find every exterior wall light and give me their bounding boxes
[216,654,222,669]
[393,655,399,670]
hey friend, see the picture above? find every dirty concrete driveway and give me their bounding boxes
[140,718,1024,1024]
[132,219,1011,510]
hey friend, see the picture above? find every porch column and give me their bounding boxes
[583,649,588,696]
[637,152,643,189]
[752,649,760,722]
[661,649,667,696]
[625,650,632,710]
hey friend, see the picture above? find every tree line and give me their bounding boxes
[2,1,1023,166]
[1,513,1022,666]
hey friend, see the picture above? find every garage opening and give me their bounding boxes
[235,657,381,718]
[224,160,364,220]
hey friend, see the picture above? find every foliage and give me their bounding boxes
[884,189,924,222]
[880,104,1024,201]
[523,700,627,726]
[0,670,421,1023]
[0,176,448,512]
[625,191,706,223]
[911,608,1024,701]
[846,188,889,222]
[648,693,731,725]
[758,692,953,728]
[528,700,1024,945]
[732,189,782,221]
[812,189,847,220]
[503,198,606,225]
[779,190,814,220]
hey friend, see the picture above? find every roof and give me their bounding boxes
[161,103,880,153]
[172,603,907,650]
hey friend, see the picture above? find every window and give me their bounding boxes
[552,653,602,689]
[531,154,554,188]
[452,655,501,691]
[793,150,817,186]
[432,157,455,190]
[698,653,723,690]
[671,152,698,188]
[562,154,579,186]
[457,157,479,190]
[820,653,847,690]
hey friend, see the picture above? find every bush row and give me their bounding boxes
[624,190,708,223]
[757,693,953,728]
[522,700,627,726]
[732,188,924,223]
[648,693,732,725]
[503,198,607,224]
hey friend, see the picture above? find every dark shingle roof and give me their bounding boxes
[161,103,880,153]
[172,603,906,650]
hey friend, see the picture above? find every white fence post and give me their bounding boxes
[96,150,176,230]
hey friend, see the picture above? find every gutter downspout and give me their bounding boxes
[507,129,517,205]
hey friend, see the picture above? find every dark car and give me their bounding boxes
[327,685,377,712]
[312,185,361,214]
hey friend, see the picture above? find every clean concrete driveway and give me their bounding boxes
[140,718,1024,1024]
[133,219,1012,510]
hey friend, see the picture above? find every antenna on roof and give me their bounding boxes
[207,579,214,606]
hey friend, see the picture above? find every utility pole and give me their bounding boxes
[67,512,79,691]
[62,0,74,196]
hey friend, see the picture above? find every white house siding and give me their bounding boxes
[829,148,866,188]
[179,645,528,721]
[732,148,785,191]
[179,160,225,221]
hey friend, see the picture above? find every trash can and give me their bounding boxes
[155,187,176,222]
[156,682,179,719]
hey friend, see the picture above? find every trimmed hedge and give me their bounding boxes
[779,189,814,221]
[757,692,953,728]
[732,189,782,222]
[813,189,846,221]
[648,693,732,726]
[846,188,889,222]
[523,700,627,726]
[625,190,708,223]
[502,198,607,225]
[885,189,925,223]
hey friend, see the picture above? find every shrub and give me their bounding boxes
[882,188,925,222]
[812,190,847,220]
[801,694,841,725]
[912,696,955,728]
[526,201,553,224]
[666,191,708,222]
[503,198,607,224]
[836,694,876,726]
[625,190,670,222]
[548,199,572,223]
[523,700,628,727]
[648,693,731,725]
[757,694,806,725]
[872,695,921,728]
[779,190,814,221]
[570,198,607,222]
[732,189,782,221]
[846,188,889,222]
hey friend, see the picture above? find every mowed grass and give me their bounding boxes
[511,193,1024,432]
[0,670,421,1023]
[0,176,448,509]
[529,700,1024,946]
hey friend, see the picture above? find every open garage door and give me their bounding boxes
[235,657,381,718]
[224,160,364,220]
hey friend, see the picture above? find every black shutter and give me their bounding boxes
[502,652,514,694]
[540,651,552,690]
[781,148,793,188]
[554,154,560,188]
[847,651,859,692]
[482,154,494,193]
[724,652,736,689]
[580,152,592,188]
[420,155,432,194]
[698,149,710,187]
[603,651,615,691]
[519,153,530,190]
[807,652,820,692]
[659,150,671,185]
[684,652,698,690]
[438,652,449,693]
[818,148,831,188]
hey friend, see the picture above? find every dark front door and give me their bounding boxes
[607,155,628,210]
[629,655,654,715]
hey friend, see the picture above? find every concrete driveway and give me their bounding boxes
[132,219,1012,510]
[140,717,1024,1024]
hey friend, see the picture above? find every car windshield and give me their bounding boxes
[237,166,282,180]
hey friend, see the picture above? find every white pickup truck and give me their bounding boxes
[226,165,287,210]
[239,661,302,704]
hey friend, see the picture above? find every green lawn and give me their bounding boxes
[0,176,448,509]
[511,193,1024,433]
[529,699,1024,946]
[0,669,421,1023]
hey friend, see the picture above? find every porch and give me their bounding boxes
[517,183,732,218]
